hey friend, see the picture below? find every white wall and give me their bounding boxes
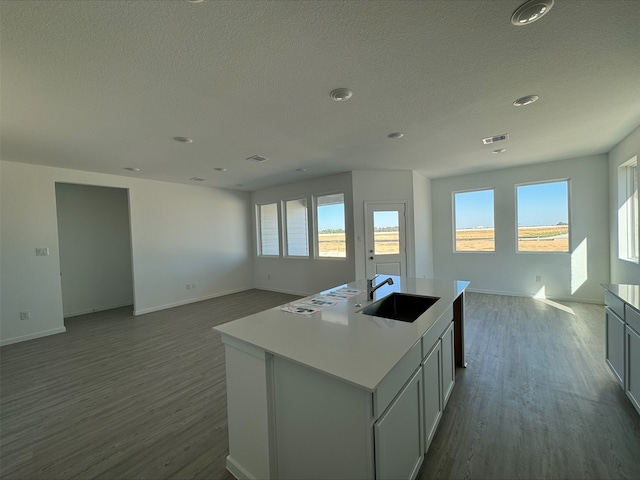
[55,183,133,317]
[412,172,434,279]
[431,155,610,303]
[0,160,253,345]
[608,125,640,285]
[352,170,417,280]
[252,173,355,295]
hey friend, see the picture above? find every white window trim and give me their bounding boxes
[618,156,639,263]
[515,179,571,254]
[452,187,496,253]
[313,192,347,260]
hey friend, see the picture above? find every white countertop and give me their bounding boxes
[214,277,469,391]
[602,283,640,312]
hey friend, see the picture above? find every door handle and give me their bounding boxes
[369,256,374,260]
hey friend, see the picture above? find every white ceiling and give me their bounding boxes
[1,0,639,191]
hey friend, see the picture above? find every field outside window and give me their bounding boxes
[454,189,495,252]
[516,180,569,253]
[258,203,279,256]
[316,193,346,258]
[285,198,309,257]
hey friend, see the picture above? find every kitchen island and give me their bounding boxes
[215,276,469,480]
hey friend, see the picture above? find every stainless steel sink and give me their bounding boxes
[358,293,440,323]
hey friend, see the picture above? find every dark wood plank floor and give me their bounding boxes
[2,291,639,479]
[419,294,640,480]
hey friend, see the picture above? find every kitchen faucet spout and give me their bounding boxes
[367,275,394,300]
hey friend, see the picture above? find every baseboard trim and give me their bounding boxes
[466,288,603,305]
[0,326,67,347]
[226,455,256,480]
[64,302,133,318]
[253,286,311,296]
[133,286,253,316]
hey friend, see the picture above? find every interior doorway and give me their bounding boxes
[364,202,407,278]
[55,183,134,318]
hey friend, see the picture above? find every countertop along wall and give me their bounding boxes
[0,160,254,346]
[431,155,610,303]
[608,125,640,285]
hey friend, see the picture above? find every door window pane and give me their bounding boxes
[618,157,638,262]
[316,193,346,258]
[517,180,569,253]
[374,211,400,255]
[285,198,309,257]
[258,203,279,256]
[454,189,495,252]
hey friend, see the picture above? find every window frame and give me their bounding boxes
[515,179,571,254]
[452,187,496,253]
[256,202,281,257]
[313,192,347,260]
[283,196,311,258]
[618,156,639,263]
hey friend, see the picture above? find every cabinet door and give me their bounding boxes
[606,307,625,387]
[625,325,640,415]
[422,340,442,453]
[441,321,455,408]
[374,368,423,480]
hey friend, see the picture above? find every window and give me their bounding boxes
[516,180,569,253]
[258,203,279,256]
[316,193,346,258]
[618,156,639,263]
[453,189,495,252]
[285,198,309,257]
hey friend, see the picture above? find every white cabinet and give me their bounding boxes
[625,323,640,414]
[602,286,640,417]
[441,321,455,407]
[422,341,442,451]
[605,307,625,386]
[374,368,423,480]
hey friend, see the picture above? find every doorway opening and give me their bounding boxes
[55,183,135,318]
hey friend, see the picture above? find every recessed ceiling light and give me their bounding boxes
[189,177,205,181]
[511,0,554,26]
[296,168,307,172]
[492,149,507,154]
[173,136,193,143]
[186,0,204,3]
[387,132,404,139]
[330,88,353,102]
[124,167,140,172]
[513,95,539,107]
[213,167,227,172]
[246,154,268,163]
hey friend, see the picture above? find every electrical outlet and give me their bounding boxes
[20,311,30,320]
[191,283,196,289]
[535,275,542,283]
[186,284,191,290]
[35,248,49,256]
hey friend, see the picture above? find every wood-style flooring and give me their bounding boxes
[1,291,639,479]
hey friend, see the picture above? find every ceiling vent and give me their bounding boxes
[189,177,205,181]
[482,133,510,145]
[246,155,269,163]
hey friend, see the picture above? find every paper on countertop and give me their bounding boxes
[280,288,365,315]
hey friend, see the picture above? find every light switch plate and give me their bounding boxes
[36,248,49,256]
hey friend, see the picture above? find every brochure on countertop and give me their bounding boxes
[281,288,365,315]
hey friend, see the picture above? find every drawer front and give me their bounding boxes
[626,304,640,334]
[373,341,421,419]
[605,291,625,319]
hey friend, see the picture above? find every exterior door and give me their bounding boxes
[365,203,407,278]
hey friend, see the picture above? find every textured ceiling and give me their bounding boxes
[1,0,639,191]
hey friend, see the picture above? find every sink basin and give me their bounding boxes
[358,293,440,323]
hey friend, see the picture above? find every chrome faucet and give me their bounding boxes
[367,275,394,300]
